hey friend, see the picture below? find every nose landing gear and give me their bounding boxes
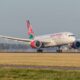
[56,46,62,53]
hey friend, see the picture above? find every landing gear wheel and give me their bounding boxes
[56,46,63,53]
[37,49,43,53]
[56,49,62,53]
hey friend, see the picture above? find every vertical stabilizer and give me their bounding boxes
[26,20,34,39]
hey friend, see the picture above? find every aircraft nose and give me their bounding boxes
[72,37,76,42]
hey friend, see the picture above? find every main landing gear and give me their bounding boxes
[56,49,62,53]
[37,49,43,53]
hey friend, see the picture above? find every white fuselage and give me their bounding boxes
[34,32,76,47]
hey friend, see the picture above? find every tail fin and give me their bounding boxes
[26,20,34,39]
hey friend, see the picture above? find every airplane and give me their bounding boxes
[0,20,80,52]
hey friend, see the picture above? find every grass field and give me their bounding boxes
[0,53,80,67]
[0,53,80,80]
[0,68,80,80]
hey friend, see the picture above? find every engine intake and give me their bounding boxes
[30,40,42,48]
[71,41,80,49]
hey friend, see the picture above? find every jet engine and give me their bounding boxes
[30,40,42,48]
[71,41,80,49]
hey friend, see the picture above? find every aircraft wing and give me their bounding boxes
[0,35,31,43]
[0,35,52,47]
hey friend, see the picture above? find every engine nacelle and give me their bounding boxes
[30,40,42,48]
[71,41,80,49]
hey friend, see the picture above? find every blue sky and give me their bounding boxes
[0,0,80,38]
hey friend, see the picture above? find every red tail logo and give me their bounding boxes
[26,20,34,35]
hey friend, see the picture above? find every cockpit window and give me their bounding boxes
[68,35,75,37]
